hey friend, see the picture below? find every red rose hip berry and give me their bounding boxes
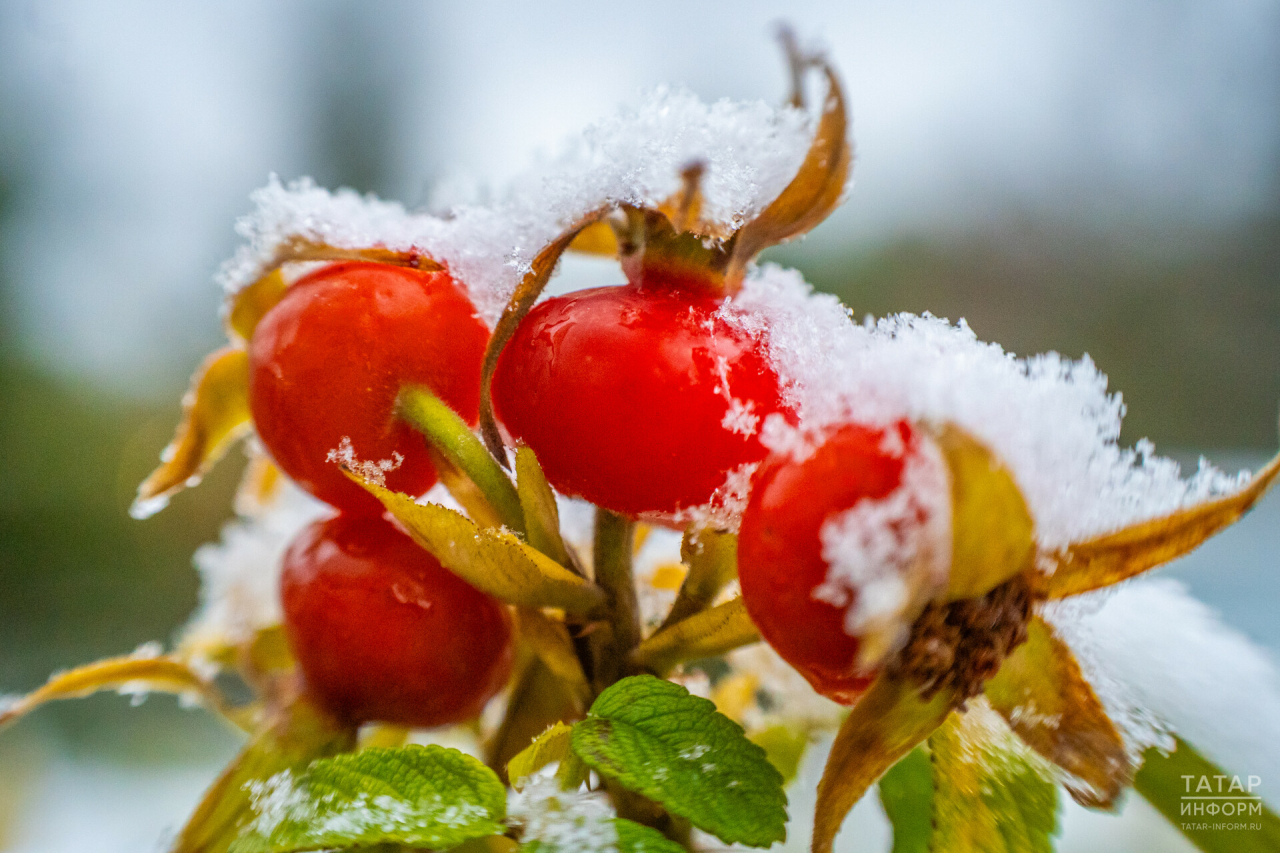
[249,261,488,515]
[491,283,787,518]
[737,421,951,704]
[280,513,513,728]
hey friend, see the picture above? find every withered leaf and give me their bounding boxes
[0,653,230,730]
[812,676,955,853]
[133,346,252,518]
[660,526,738,630]
[1045,449,1280,598]
[629,597,760,676]
[984,616,1130,807]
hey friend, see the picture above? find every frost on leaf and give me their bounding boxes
[508,774,619,853]
[232,745,507,853]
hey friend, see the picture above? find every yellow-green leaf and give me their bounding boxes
[983,615,1130,806]
[226,268,288,342]
[486,656,585,783]
[929,702,1059,853]
[347,473,605,615]
[1045,448,1280,599]
[660,527,738,630]
[515,444,573,567]
[931,424,1036,600]
[516,607,591,705]
[0,652,230,730]
[812,676,955,853]
[132,346,252,518]
[630,597,760,676]
[507,721,575,791]
[750,724,809,785]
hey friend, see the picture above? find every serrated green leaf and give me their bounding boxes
[877,747,932,853]
[569,675,786,847]
[929,703,1059,853]
[230,745,507,853]
[1135,736,1280,853]
[613,818,689,853]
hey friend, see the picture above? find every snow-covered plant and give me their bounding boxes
[3,32,1279,853]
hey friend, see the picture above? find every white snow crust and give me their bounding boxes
[219,88,811,325]
[722,265,1251,548]
[507,773,619,853]
[1048,580,1280,806]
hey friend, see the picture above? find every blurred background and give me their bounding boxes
[0,0,1277,850]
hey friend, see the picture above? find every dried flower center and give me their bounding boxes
[886,574,1040,703]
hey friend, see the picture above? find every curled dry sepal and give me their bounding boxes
[3,30,1280,853]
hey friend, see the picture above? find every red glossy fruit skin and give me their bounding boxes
[249,261,488,515]
[738,422,913,705]
[491,283,787,517]
[281,513,513,728]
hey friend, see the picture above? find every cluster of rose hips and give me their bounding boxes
[249,229,943,736]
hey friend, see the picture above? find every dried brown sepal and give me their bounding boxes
[343,468,606,615]
[1045,447,1280,599]
[173,693,355,853]
[0,653,232,731]
[568,218,623,256]
[984,615,1131,807]
[660,526,739,630]
[225,268,288,342]
[259,235,443,276]
[479,207,612,461]
[812,675,956,853]
[133,346,252,518]
[724,56,850,292]
[931,423,1037,601]
[629,597,760,677]
[515,606,592,706]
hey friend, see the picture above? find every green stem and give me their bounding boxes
[396,385,525,535]
[591,509,640,687]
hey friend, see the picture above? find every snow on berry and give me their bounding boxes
[218,88,813,325]
[721,264,1250,548]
